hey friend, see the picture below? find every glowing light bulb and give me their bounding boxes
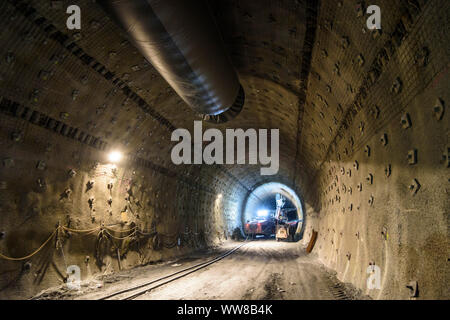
[108,151,122,163]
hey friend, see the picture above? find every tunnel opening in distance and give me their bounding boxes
[242,183,304,242]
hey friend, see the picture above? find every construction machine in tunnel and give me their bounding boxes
[0,0,448,304]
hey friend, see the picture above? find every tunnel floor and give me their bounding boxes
[33,241,369,300]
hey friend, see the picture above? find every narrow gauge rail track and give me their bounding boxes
[97,241,249,300]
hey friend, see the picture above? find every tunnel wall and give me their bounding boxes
[0,0,448,300]
[0,122,236,299]
[0,123,229,298]
[300,0,449,299]
[0,0,240,298]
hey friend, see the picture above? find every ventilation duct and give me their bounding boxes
[98,0,245,123]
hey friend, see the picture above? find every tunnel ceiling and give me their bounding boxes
[0,0,446,197]
[0,0,318,195]
[0,0,448,300]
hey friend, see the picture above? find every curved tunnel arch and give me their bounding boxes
[241,182,304,239]
[0,0,447,300]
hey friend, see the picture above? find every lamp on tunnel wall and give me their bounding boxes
[215,193,223,205]
[108,151,123,164]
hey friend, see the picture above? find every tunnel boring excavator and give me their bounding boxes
[274,194,299,242]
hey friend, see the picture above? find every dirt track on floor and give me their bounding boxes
[33,239,369,300]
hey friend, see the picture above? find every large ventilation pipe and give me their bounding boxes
[98,0,244,123]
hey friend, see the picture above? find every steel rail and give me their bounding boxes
[97,241,249,300]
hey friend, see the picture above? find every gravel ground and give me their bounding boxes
[33,239,370,300]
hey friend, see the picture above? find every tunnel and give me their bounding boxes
[243,182,304,240]
[0,0,448,302]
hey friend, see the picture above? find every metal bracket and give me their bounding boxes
[370,105,380,119]
[36,160,46,171]
[433,98,445,121]
[409,179,421,195]
[368,195,374,206]
[384,164,392,177]
[406,281,419,298]
[391,77,402,94]
[366,173,373,185]
[407,149,418,165]
[401,113,412,129]
[364,145,371,157]
[380,133,388,146]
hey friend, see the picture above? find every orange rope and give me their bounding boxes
[104,226,137,233]
[105,229,137,240]
[0,224,173,261]
[0,230,57,261]
[61,226,101,233]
